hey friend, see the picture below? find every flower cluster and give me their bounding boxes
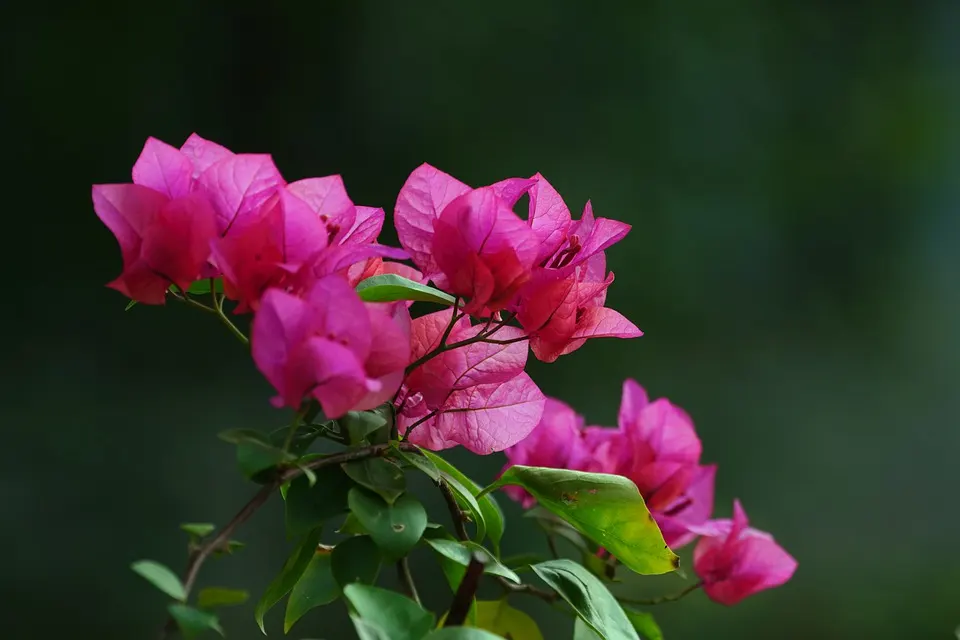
[97,135,797,637]
[93,136,640,453]
[503,379,797,605]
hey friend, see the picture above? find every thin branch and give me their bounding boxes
[396,557,421,606]
[444,553,485,626]
[159,482,278,638]
[437,478,470,541]
[401,409,439,440]
[403,310,523,376]
[617,581,704,606]
[496,577,558,602]
[160,442,422,638]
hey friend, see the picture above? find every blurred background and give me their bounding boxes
[3,1,957,638]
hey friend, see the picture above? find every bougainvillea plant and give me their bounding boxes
[96,134,797,640]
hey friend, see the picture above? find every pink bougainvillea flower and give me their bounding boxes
[432,187,540,314]
[397,309,545,454]
[394,164,539,313]
[516,252,641,362]
[501,398,590,506]
[615,379,703,512]
[251,275,410,418]
[211,189,329,312]
[93,137,220,304]
[692,500,797,606]
[286,176,386,247]
[196,149,285,237]
[513,175,640,361]
[654,463,717,549]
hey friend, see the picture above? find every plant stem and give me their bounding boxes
[437,478,471,541]
[281,405,310,453]
[396,557,421,606]
[496,577,559,602]
[617,581,704,606]
[444,553,485,626]
[401,409,439,440]
[159,441,422,638]
[404,311,520,376]
[159,482,277,638]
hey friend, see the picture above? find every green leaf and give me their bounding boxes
[284,548,340,633]
[124,299,138,311]
[337,512,370,535]
[394,446,441,481]
[531,559,638,640]
[212,539,245,557]
[348,488,427,561]
[131,560,186,602]
[350,616,392,640]
[501,553,546,570]
[574,617,603,640]
[342,457,406,504]
[180,522,216,538]
[197,587,249,609]
[254,528,323,634]
[339,410,389,445]
[424,629,505,640]
[343,583,435,640]
[423,539,521,584]
[331,535,382,587]
[421,450,503,553]
[285,465,353,537]
[623,609,664,640]
[474,599,544,640]
[184,278,224,295]
[168,604,224,638]
[356,274,456,305]
[218,428,295,480]
[486,466,678,575]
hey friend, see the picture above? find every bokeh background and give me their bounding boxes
[3,1,958,638]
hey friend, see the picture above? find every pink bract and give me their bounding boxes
[251,275,410,418]
[398,309,545,454]
[692,500,797,606]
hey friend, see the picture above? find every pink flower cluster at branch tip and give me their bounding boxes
[394,165,642,360]
[502,379,796,604]
[93,139,639,432]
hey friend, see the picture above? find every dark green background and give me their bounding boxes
[4,1,957,638]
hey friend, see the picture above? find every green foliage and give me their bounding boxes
[168,604,224,638]
[420,449,503,552]
[284,548,340,633]
[197,587,249,609]
[623,609,664,640]
[424,538,521,584]
[473,599,544,640]
[342,457,406,504]
[254,528,323,633]
[331,535,382,587]
[131,559,186,601]
[339,410,390,445]
[285,465,353,537]
[180,523,216,539]
[218,428,295,480]
[343,583,435,640]
[356,274,456,305]
[185,278,224,295]
[487,466,678,575]
[531,559,638,640]
[424,629,505,640]
[348,488,427,561]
